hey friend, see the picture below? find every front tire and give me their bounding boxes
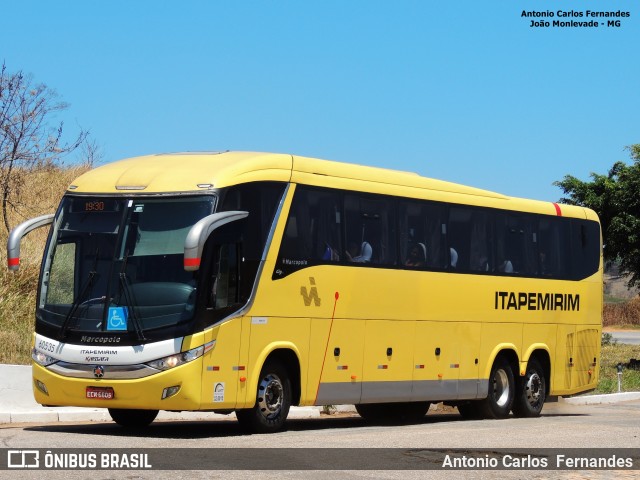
[236,360,291,433]
[108,408,158,428]
[479,357,514,419]
[512,359,546,418]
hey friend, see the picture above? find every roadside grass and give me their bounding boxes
[596,342,640,394]
[0,165,89,364]
[604,294,628,305]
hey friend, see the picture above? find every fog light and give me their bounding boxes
[162,385,181,399]
[35,379,49,395]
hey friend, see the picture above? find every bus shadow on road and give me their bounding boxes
[24,411,587,439]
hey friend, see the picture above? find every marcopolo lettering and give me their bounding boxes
[80,336,122,343]
[495,291,580,311]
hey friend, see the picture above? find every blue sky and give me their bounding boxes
[1,0,638,202]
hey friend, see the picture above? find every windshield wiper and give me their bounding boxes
[59,248,100,340]
[118,251,146,342]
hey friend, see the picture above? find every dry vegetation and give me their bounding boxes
[603,297,640,328]
[0,164,90,364]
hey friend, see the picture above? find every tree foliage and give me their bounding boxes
[0,63,88,233]
[554,145,640,287]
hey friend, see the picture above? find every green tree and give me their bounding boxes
[554,145,640,287]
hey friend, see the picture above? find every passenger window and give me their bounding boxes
[399,200,446,269]
[537,217,569,278]
[447,207,473,271]
[344,194,395,265]
[276,187,342,276]
[469,210,492,272]
[570,219,600,280]
[495,213,536,275]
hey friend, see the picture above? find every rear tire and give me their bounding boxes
[108,408,158,428]
[512,358,546,418]
[236,360,291,433]
[479,357,514,419]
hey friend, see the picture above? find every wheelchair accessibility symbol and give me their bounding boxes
[107,307,128,331]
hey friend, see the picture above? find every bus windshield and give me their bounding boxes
[38,196,215,338]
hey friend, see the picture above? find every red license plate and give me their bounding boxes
[86,386,115,400]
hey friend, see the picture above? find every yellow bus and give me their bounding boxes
[8,152,602,432]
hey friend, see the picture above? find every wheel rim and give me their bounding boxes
[525,372,542,406]
[492,368,510,408]
[257,373,283,419]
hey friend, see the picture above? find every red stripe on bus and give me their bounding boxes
[553,203,562,216]
[183,258,200,267]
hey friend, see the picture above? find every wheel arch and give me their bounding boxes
[252,344,302,406]
[482,344,520,380]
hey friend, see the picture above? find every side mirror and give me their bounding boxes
[7,214,55,271]
[184,211,248,271]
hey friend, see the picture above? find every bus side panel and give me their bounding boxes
[479,322,523,379]
[552,324,576,394]
[572,327,600,390]
[412,321,460,401]
[411,321,481,402]
[457,322,481,399]
[522,323,556,368]
[243,317,310,409]
[200,320,241,410]
[315,319,365,405]
[361,319,415,403]
[304,317,332,406]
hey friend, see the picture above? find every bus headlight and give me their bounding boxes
[145,345,205,371]
[32,348,58,367]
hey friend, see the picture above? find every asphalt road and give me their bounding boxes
[609,330,640,345]
[2,399,639,480]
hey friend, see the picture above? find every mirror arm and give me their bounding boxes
[184,211,248,271]
[7,214,55,271]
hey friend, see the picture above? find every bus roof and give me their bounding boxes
[67,151,593,219]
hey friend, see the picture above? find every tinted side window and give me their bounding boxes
[570,219,601,280]
[219,182,286,297]
[469,210,493,273]
[399,200,446,269]
[537,217,569,278]
[495,213,536,275]
[344,194,396,265]
[447,207,472,271]
[276,186,342,277]
[219,182,286,261]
